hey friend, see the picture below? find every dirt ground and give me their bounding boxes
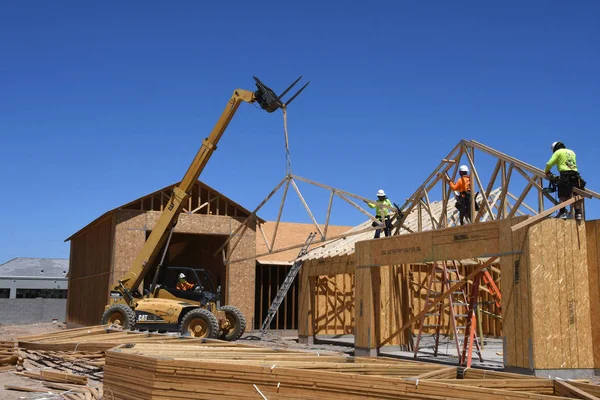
[0,323,66,400]
[0,323,65,342]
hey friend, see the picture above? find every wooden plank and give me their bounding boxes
[571,382,600,398]
[511,196,583,231]
[554,380,600,400]
[414,366,457,379]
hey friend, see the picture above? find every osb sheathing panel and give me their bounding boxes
[530,219,593,370]
[358,220,505,267]
[67,215,114,326]
[112,210,256,325]
[585,220,600,369]
[506,218,594,371]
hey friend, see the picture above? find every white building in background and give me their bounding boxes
[0,257,68,299]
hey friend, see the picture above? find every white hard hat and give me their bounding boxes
[178,273,186,280]
[377,189,386,197]
[459,165,469,173]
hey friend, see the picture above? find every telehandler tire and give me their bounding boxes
[101,304,136,329]
[219,305,246,341]
[180,308,219,338]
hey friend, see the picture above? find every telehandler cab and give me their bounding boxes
[100,77,309,339]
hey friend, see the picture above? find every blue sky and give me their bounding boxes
[1,1,599,261]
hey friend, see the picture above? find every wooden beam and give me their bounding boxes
[510,196,583,232]
[394,143,462,233]
[292,174,397,215]
[474,159,501,222]
[422,190,441,229]
[507,181,533,218]
[554,380,600,400]
[257,223,272,253]
[463,144,494,221]
[323,190,335,239]
[290,179,325,239]
[513,166,558,206]
[215,176,288,258]
[507,192,537,215]
[190,195,219,214]
[270,179,291,251]
[338,193,382,226]
[228,224,387,265]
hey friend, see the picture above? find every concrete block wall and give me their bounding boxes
[0,299,66,324]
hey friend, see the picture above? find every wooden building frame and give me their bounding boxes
[294,140,599,376]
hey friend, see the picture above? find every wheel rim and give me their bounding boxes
[187,318,209,338]
[107,312,124,326]
[222,314,235,336]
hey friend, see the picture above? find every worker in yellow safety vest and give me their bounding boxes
[545,141,586,221]
[365,189,394,238]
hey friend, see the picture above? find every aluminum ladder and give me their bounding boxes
[260,232,317,334]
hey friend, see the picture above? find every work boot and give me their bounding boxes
[556,210,569,220]
[575,212,582,221]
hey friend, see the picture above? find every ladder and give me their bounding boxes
[461,272,483,367]
[260,232,317,334]
[414,261,483,365]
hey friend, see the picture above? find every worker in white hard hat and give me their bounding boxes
[176,273,195,291]
[545,141,586,220]
[444,165,473,225]
[365,189,394,238]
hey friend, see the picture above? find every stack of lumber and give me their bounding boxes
[14,324,226,382]
[103,343,600,400]
[0,341,21,371]
[18,324,221,352]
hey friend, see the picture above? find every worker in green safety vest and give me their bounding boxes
[545,141,586,220]
[365,189,394,238]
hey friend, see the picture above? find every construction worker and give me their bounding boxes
[545,141,585,220]
[445,165,473,225]
[176,273,195,291]
[365,189,394,238]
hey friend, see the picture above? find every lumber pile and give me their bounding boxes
[102,343,600,400]
[0,341,24,372]
[18,324,222,352]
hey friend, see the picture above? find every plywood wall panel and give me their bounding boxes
[585,220,600,369]
[525,219,593,371]
[67,215,114,326]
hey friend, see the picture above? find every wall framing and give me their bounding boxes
[299,218,597,375]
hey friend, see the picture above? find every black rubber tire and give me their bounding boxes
[180,308,219,338]
[219,305,247,341]
[100,304,136,330]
